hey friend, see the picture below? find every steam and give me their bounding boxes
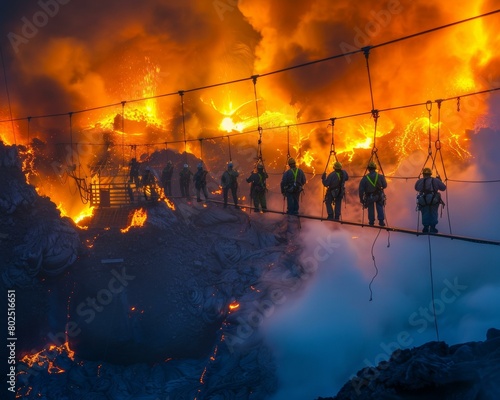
[263,127,500,399]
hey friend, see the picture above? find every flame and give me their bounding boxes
[229,301,240,311]
[220,117,244,133]
[120,208,148,233]
[73,206,95,228]
[163,197,176,210]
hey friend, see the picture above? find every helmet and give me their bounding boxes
[145,166,150,171]
[288,157,296,166]
[228,161,233,167]
[367,161,377,169]
[167,160,172,165]
[333,161,342,170]
[197,163,203,169]
[422,167,432,176]
[183,164,188,168]
[257,163,264,169]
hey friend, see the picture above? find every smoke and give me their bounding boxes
[262,123,500,399]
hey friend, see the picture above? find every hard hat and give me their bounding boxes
[288,157,296,166]
[228,161,233,167]
[183,164,188,168]
[197,163,203,169]
[422,167,432,176]
[257,162,264,169]
[333,161,342,170]
[367,161,377,169]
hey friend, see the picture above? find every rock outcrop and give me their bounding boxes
[0,143,81,288]
[323,328,500,400]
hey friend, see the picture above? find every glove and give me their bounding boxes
[322,172,326,180]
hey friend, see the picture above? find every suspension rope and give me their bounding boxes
[27,117,31,146]
[121,101,126,167]
[427,235,440,341]
[433,99,453,234]
[179,91,187,163]
[69,112,74,166]
[368,228,382,301]
[363,47,375,111]
[227,136,232,162]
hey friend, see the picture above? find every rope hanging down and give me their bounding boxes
[27,117,31,146]
[252,75,264,164]
[121,101,126,166]
[432,99,452,234]
[179,91,187,163]
[227,136,232,162]
[323,118,339,174]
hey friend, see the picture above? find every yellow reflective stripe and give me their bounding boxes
[292,168,299,182]
[366,173,378,187]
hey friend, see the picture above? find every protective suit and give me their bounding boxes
[415,168,446,233]
[359,162,387,226]
[280,158,306,215]
[322,162,349,220]
[246,164,268,212]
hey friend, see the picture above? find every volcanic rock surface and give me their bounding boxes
[0,142,81,288]
[3,142,309,399]
[321,328,500,400]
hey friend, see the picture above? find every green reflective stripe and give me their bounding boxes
[292,168,299,182]
[336,172,340,180]
[366,173,378,187]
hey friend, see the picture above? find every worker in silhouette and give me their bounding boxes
[246,162,268,212]
[322,161,349,220]
[221,161,239,208]
[193,162,209,202]
[128,158,140,187]
[359,161,387,226]
[281,157,306,215]
[161,161,174,196]
[142,166,156,201]
[179,164,193,198]
[415,167,446,233]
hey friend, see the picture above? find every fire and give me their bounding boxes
[120,208,148,233]
[73,206,95,228]
[229,301,240,311]
[220,117,244,133]
[163,197,176,211]
[300,150,315,170]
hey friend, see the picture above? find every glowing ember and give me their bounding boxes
[229,301,240,311]
[120,208,148,233]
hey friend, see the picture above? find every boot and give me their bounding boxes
[430,226,438,233]
[422,226,429,233]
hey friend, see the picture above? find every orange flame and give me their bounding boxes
[163,197,176,210]
[120,208,147,233]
